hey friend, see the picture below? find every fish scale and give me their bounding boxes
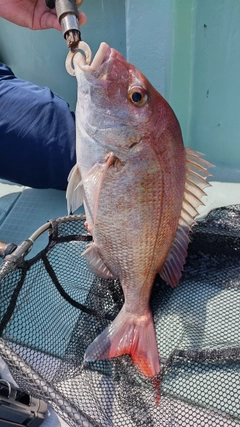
[96,151,163,266]
[66,42,213,380]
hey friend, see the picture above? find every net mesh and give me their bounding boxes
[0,206,239,426]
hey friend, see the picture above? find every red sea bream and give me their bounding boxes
[66,42,212,378]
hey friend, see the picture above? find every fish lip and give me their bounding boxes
[90,42,112,72]
[74,42,112,75]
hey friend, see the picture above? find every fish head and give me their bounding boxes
[74,42,183,156]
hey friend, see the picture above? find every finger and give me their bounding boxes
[40,11,62,31]
[76,0,84,7]
[78,11,87,26]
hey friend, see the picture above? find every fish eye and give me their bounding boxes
[128,87,148,107]
[132,92,142,103]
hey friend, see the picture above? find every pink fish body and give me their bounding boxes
[66,43,212,378]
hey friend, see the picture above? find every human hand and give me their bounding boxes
[0,0,86,31]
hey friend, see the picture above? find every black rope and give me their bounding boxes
[42,253,114,321]
[0,269,27,336]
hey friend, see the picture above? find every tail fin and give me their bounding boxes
[84,306,160,378]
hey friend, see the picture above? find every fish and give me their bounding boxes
[66,42,212,379]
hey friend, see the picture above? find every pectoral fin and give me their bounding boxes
[66,164,83,214]
[85,154,116,228]
[160,148,213,287]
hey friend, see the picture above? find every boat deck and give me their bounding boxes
[0,180,84,260]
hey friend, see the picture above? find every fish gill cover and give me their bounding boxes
[0,206,239,426]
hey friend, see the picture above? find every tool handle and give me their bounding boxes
[45,0,84,47]
[55,0,79,21]
[45,0,83,8]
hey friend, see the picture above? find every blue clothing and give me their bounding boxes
[0,63,76,190]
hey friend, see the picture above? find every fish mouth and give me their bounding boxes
[72,42,112,75]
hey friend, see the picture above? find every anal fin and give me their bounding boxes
[160,148,213,287]
[82,242,114,279]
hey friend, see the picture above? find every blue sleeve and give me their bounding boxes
[0,63,76,190]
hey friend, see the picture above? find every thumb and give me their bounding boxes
[75,0,84,7]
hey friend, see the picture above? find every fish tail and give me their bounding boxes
[84,305,160,378]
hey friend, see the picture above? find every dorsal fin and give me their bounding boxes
[160,148,213,287]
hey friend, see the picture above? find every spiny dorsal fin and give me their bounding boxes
[160,148,213,287]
